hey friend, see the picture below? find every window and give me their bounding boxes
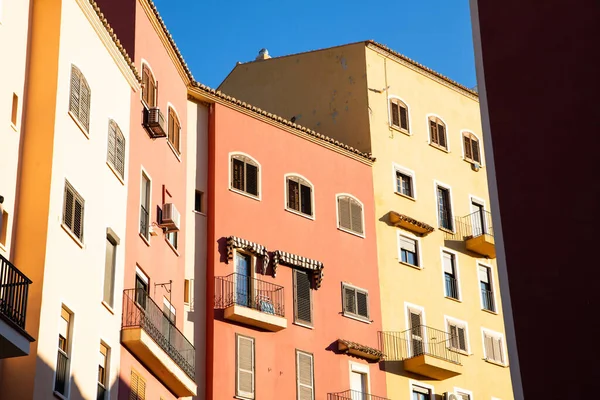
[463,132,481,164]
[337,195,364,236]
[167,107,180,153]
[390,98,409,132]
[194,190,203,213]
[0,209,7,247]
[130,370,146,400]
[54,307,72,396]
[296,350,314,400]
[286,175,313,217]
[140,172,151,239]
[446,318,468,353]
[107,120,125,179]
[455,390,472,400]
[483,329,505,365]
[396,171,413,197]
[135,268,149,309]
[479,265,496,312]
[184,279,191,305]
[436,185,453,231]
[231,154,259,198]
[166,231,178,250]
[11,93,18,127]
[141,64,157,108]
[63,181,85,242]
[161,298,175,340]
[69,65,91,132]
[428,116,447,149]
[293,269,313,327]
[399,234,419,267]
[97,343,109,400]
[342,283,369,321]
[442,251,459,300]
[412,385,432,400]
[407,307,425,357]
[236,334,255,399]
[103,231,119,308]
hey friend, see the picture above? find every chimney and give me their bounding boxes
[255,48,271,61]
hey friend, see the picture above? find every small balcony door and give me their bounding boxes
[471,201,485,237]
[236,253,252,307]
[409,309,424,357]
[135,273,149,310]
[350,371,367,400]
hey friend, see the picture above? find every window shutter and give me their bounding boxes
[429,120,438,144]
[410,311,422,336]
[129,371,138,400]
[356,290,368,318]
[80,80,90,131]
[232,158,244,191]
[168,108,175,144]
[237,335,255,399]
[400,106,408,131]
[174,115,181,151]
[115,129,125,177]
[296,351,314,400]
[142,67,149,105]
[350,200,363,234]
[400,237,416,253]
[472,139,481,163]
[449,324,459,349]
[464,135,472,160]
[438,123,446,148]
[338,196,351,230]
[294,270,312,325]
[73,196,84,241]
[107,122,116,166]
[457,326,467,351]
[288,179,300,211]
[64,186,74,230]
[70,67,80,116]
[138,377,146,400]
[442,252,454,274]
[390,102,400,127]
[484,333,494,360]
[246,163,258,196]
[343,286,356,314]
[492,337,504,364]
[300,184,312,215]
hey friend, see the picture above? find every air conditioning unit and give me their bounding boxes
[143,107,167,138]
[443,392,458,400]
[160,203,180,232]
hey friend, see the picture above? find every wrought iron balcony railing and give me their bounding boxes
[378,325,462,365]
[481,288,496,312]
[215,273,285,318]
[454,209,494,239]
[0,253,32,330]
[122,289,195,380]
[328,390,390,400]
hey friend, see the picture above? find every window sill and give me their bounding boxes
[390,125,411,136]
[337,226,365,239]
[482,308,498,315]
[68,110,90,139]
[167,140,182,162]
[0,242,7,253]
[464,157,483,168]
[484,358,508,368]
[61,223,84,249]
[106,161,125,185]
[234,396,254,400]
[429,142,449,153]
[10,123,18,132]
[293,321,314,330]
[192,210,206,217]
[54,391,68,400]
[165,236,180,256]
[229,187,261,202]
[438,227,455,235]
[342,313,372,324]
[394,191,416,202]
[101,301,115,315]
[285,207,315,221]
[139,232,151,247]
[451,349,471,356]
[399,261,421,270]
[444,296,462,303]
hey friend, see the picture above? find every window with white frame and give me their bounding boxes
[395,170,414,198]
[428,116,447,150]
[399,234,419,267]
[63,180,85,242]
[442,251,459,300]
[483,329,506,365]
[389,98,409,132]
[337,195,364,235]
[341,283,369,321]
[166,231,178,250]
[446,318,469,353]
[455,390,472,400]
[236,334,255,399]
[296,350,314,400]
[412,384,432,400]
[286,175,313,217]
[55,306,72,396]
[231,154,260,198]
[479,265,496,312]
[463,132,481,164]
[436,184,453,231]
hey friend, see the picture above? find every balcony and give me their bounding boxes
[142,106,167,139]
[328,390,390,400]
[121,289,196,397]
[378,326,462,380]
[454,210,496,258]
[215,273,287,331]
[0,254,34,358]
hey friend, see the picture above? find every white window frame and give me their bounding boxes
[397,230,422,269]
[135,265,149,285]
[433,180,456,233]
[425,113,450,151]
[440,247,462,301]
[477,262,498,313]
[233,248,257,279]
[454,387,474,400]
[388,95,412,135]
[335,193,366,238]
[341,282,370,323]
[481,327,507,366]
[404,302,427,356]
[284,173,315,220]
[139,166,152,242]
[54,304,74,399]
[228,151,262,201]
[444,315,471,354]
[392,163,417,200]
[408,379,435,400]
[460,130,484,166]
[348,361,371,395]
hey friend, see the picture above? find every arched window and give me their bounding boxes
[337,194,364,236]
[463,132,481,164]
[141,64,157,108]
[285,175,314,217]
[389,98,409,132]
[231,154,260,198]
[107,120,125,179]
[168,106,180,153]
[69,65,91,132]
[428,116,447,150]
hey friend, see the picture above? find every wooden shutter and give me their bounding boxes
[173,112,180,151]
[107,121,116,167]
[80,79,91,131]
[410,311,422,334]
[472,139,481,163]
[483,332,494,361]
[142,66,150,105]
[390,101,400,127]
[350,199,363,234]
[168,108,175,145]
[236,335,255,399]
[288,179,300,211]
[142,65,156,108]
[343,285,356,314]
[296,351,314,400]
[246,163,258,196]
[73,195,84,241]
[338,196,351,230]
[457,326,467,351]
[232,158,245,191]
[63,185,74,230]
[429,120,438,144]
[438,123,446,148]
[356,290,368,319]
[115,128,125,177]
[449,324,459,349]
[464,134,473,160]
[129,370,145,400]
[300,184,312,215]
[294,270,312,325]
[70,66,81,116]
[399,105,408,131]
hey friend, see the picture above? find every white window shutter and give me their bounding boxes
[296,351,314,400]
[237,335,255,399]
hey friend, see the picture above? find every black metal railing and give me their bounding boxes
[439,209,453,231]
[139,205,149,238]
[444,275,459,300]
[454,209,494,239]
[328,390,390,400]
[481,288,496,312]
[378,325,462,365]
[54,350,69,395]
[215,273,285,318]
[122,289,195,380]
[0,254,32,330]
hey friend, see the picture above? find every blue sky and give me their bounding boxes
[153,0,476,89]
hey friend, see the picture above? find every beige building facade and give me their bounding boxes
[220,41,513,400]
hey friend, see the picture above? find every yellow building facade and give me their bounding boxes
[220,41,513,400]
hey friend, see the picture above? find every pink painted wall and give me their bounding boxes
[207,103,385,399]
